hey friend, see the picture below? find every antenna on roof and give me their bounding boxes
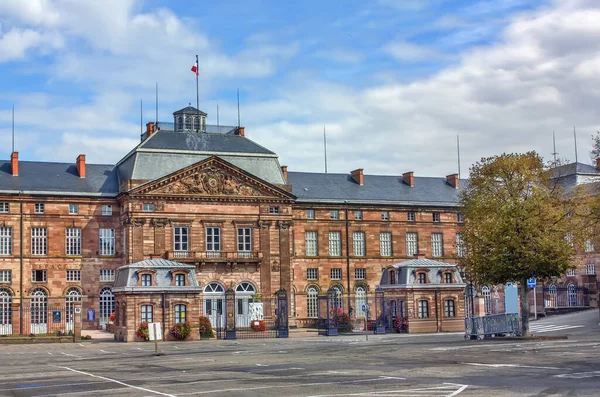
[237,89,241,128]
[574,126,578,163]
[12,104,15,153]
[457,134,461,180]
[551,131,558,165]
[140,99,143,140]
[217,104,220,131]
[155,82,158,127]
[324,126,328,174]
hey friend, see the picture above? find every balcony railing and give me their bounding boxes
[166,250,261,262]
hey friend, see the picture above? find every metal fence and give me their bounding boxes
[543,286,590,308]
[465,313,521,339]
[21,302,70,336]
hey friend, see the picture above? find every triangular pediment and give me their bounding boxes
[130,156,294,199]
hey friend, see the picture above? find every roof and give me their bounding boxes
[380,258,465,287]
[0,160,119,196]
[113,258,202,292]
[173,106,207,116]
[156,122,238,134]
[389,258,458,268]
[119,259,196,269]
[551,162,600,177]
[287,172,464,206]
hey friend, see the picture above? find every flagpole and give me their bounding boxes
[196,54,199,133]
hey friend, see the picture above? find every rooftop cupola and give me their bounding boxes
[173,104,207,132]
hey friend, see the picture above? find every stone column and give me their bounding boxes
[277,221,292,295]
[74,302,82,342]
[257,221,271,295]
[151,218,169,257]
[11,302,20,335]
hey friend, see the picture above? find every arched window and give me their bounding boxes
[444,299,455,317]
[546,284,557,308]
[235,282,256,293]
[567,283,577,307]
[307,286,318,318]
[482,285,492,314]
[0,289,12,335]
[30,288,48,334]
[65,288,82,332]
[417,273,427,284]
[355,286,367,318]
[99,287,114,325]
[176,116,183,130]
[389,270,396,285]
[204,283,225,328]
[175,304,186,323]
[204,282,225,294]
[235,282,257,327]
[329,286,343,309]
[418,300,429,318]
[184,115,192,130]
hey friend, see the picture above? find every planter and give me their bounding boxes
[251,320,267,332]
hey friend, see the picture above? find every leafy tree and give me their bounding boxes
[459,152,585,336]
[590,131,600,163]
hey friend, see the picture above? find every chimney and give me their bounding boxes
[402,171,414,187]
[10,152,18,176]
[281,165,288,182]
[76,154,86,178]
[146,122,155,138]
[446,173,459,189]
[237,127,245,137]
[596,158,600,170]
[351,168,364,185]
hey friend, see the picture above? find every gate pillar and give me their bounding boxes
[225,287,236,340]
[12,302,20,335]
[374,288,386,334]
[276,289,289,338]
[74,302,82,342]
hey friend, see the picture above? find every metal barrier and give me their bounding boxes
[465,313,520,339]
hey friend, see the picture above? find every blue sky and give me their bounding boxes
[1,0,599,176]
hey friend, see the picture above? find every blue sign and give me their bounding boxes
[361,304,367,312]
[87,309,96,321]
[527,278,536,289]
[52,311,61,323]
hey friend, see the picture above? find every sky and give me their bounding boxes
[0,0,599,177]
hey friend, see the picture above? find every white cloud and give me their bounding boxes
[0,27,63,61]
[384,40,448,62]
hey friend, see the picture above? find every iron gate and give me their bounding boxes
[21,301,69,335]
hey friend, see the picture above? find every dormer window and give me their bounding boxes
[177,116,183,130]
[175,273,186,286]
[417,273,427,284]
[141,274,152,287]
[390,270,396,285]
[184,115,192,130]
[444,273,453,283]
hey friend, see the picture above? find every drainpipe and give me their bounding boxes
[161,293,166,341]
[19,192,24,335]
[345,208,351,311]
[434,289,439,332]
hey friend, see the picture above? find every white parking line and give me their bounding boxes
[463,363,560,370]
[555,371,600,379]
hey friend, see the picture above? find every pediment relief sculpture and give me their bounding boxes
[153,166,263,196]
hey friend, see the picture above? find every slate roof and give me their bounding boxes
[380,258,465,287]
[287,172,464,206]
[0,160,119,196]
[389,258,457,268]
[156,122,238,134]
[173,106,207,115]
[113,259,202,292]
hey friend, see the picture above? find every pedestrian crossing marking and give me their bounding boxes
[529,324,584,333]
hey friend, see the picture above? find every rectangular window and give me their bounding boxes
[269,206,280,214]
[406,232,418,256]
[65,227,82,256]
[0,270,11,283]
[444,273,453,283]
[457,213,464,223]
[305,231,318,256]
[330,210,339,220]
[69,204,79,214]
[237,227,252,255]
[99,228,115,256]
[444,300,455,317]
[432,233,443,257]
[31,227,47,255]
[418,300,429,318]
[206,227,221,257]
[407,211,416,222]
[307,268,318,280]
[32,269,47,282]
[381,211,390,221]
[355,268,366,280]
[34,203,45,214]
[141,305,153,323]
[331,268,342,280]
[433,213,441,223]
[456,234,466,257]
[354,210,363,220]
[306,209,315,219]
[353,231,365,256]
[566,269,576,277]
[418,273,427,284]
[585,264,595,275]
[329,231,341,256]
[175,304,186,323]
[174,226,189,256]
[141,274,152,286]
[175,274,186,286]
[100,269,115,282]
[380,232,392,256]
[102,204,112,216]
[143,203,156,212]
[0,227,12,255]
[585,240,594,253]
[0,202,8,213]
[66,270,81,282]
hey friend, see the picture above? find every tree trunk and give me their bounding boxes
[519,277,530,337]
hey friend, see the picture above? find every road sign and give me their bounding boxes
[527,278,536,289]
[148,322,162,341]
[361,304,366,312]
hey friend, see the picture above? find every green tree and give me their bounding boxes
[459,152,584,336]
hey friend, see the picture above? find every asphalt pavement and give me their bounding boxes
[0,309,598,397]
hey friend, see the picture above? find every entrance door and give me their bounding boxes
[567,283,578,307]
[235,282,256,328]
[0,289,12,335]
[30,288,48,334]
[99,287,115,330]
[65,288,82,333]
[204,283,225,329]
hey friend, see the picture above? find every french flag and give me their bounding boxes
[191,55,199,76]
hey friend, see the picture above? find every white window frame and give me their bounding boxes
[444,272,453,283]
[100,269,115,282]
[0,202,8,213]
[175,304,187,323]
[0,270,11,283]
[566,269,576,277]
[31,269,47,282]
[407,211,416,222]
[0,227,12,256]
[269,206,280,214]
[65,227,81,256]
[66,270,81,282]
[141,305,153,323]
[174,226,189,256]
[68,204,79,215]
[353,231,365,256]
[355,268,366,280]
[307,268,318,280]
[381,211,390,221]
[141,274,152,287]
[585,239,594,253]
[418,300,429,318]
[307,286,318,318]
[175,273,186,286]
[433,213,441,223]
[354,210,363,220]
[406,232,418,256]
[99,228,115,256]
[432,233,443,257]
[31,227,47,255]
[330,210,339,220]
[305,231,318,256]
[330,268,342,280]
[34,203,44,214]
[206,227,221,256]
[380,232,392,256]
[456,234,466,257]
[585,263,595,275]
[237,227,252,255]
[143,203,156,212]
[306,209,315,219]
[444,299,455,317]
[101,205,112,216]
[329,231,341,256]
[457,213,464,223]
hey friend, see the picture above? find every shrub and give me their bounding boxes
[250,320,267,332]
[170,321,192,340]
[136,322,149,341]
[109,312,116,324]
[337,313,352,333]
[198,316,214,338]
